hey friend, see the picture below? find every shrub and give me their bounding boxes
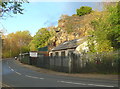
[76,6,92,16]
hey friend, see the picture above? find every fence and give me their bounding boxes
[71,51,120,74]
[19,51,120,74]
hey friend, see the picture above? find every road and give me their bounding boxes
[2,59,119,87]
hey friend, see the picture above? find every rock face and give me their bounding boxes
[49,12,102,50]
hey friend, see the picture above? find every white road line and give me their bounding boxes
[15,71,22,75]
[9,66,11,69]
[25,75,44,80]
[31,76,39,79]
[25,75,32,78]
[60,81,73,84]
[0,82,11,87]
[58,81,86,85]
[87,84,114,87]
[39,78,44,80]
[7,61,44,80]
[72,82,87,85]
[58,81,114,87]
[11,69,14,71]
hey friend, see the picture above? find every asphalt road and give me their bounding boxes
[2,59,119,87]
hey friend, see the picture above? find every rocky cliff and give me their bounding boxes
[49,11,103,50]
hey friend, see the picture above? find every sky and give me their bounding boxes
[0,1,104,36]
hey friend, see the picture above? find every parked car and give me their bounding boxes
[15,57,17,60]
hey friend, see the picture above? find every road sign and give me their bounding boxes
[30,52,38,57]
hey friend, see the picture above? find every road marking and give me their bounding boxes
[9,66,11,69]
[8,62,22,76]
[87,84,114,87]
[0,82,11,87]
[58,81,86,85]
[15,71,22,75]
[30,76,39,79]
[58,81,114,87]
[71,82,86,85]
[25,75,32,78]
[39,78,44,80]
[25,75,44,80]
[8,65,43,79]
[25,75,38,79]
[11,69,14,71]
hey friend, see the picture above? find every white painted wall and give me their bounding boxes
[76,41,89,53]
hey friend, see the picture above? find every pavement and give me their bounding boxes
[2,59,120,87]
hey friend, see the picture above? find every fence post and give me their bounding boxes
[69,58,72,73]
[68,52,72,73]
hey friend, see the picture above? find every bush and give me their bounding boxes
[76,6,92,16]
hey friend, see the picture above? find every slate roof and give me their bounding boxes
[52,36,87,51]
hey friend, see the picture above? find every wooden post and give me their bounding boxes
[68,52,72,73]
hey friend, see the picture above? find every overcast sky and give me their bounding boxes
[0,2,103,36]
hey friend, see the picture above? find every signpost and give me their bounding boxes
[30,52,38,57]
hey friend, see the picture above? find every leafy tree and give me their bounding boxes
[2,31,32,58]
[0,0,28,17]
[76,6,92,16]
[88,18,113,52]
[88,2,120,52]
[29,28,51,51]
[106,2,120,49]
[0,0,28,34]
[29,40,37,51]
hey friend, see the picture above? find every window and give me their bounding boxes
[50,53,53,57]
[61,51,65,57]
[55,52,59,56]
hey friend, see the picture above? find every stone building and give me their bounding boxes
[49,36,88,57]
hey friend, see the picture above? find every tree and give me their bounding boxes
[0,0,28,34]
[88,2,120,52]
[107,2,120,49]
[0,0,28,17]
[76,6,92,16]
[88,17,113,53]
[2,31,32,58]
[29,28,51,51]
